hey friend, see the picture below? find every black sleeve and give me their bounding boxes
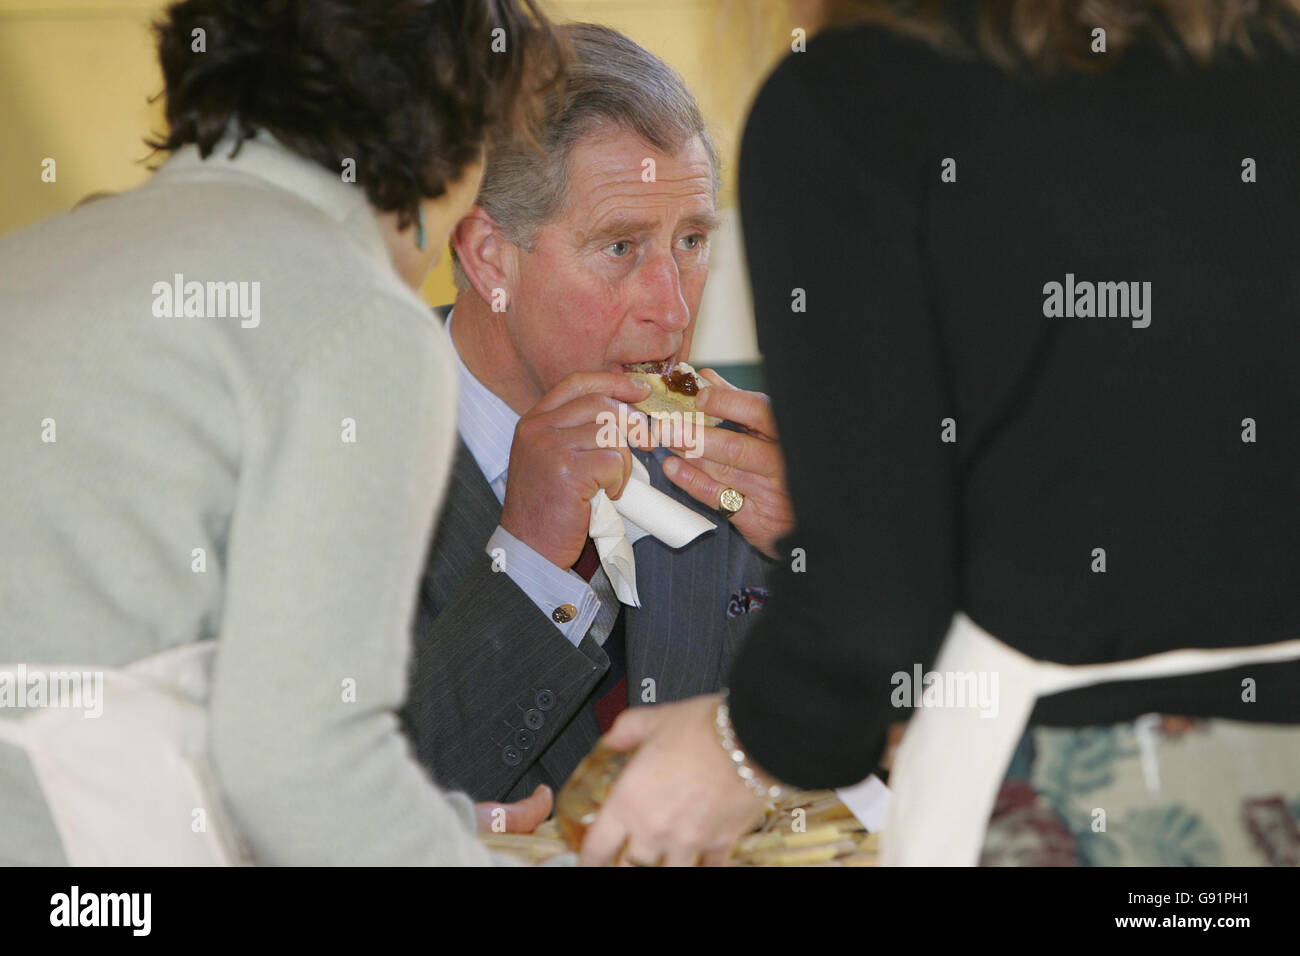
[726,40,958,788]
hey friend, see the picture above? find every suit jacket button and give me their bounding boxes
[524,708,544,731]
[552,603,577,623]
[501,745,522,767]
[535,690,555,711]
[514,728,535,751]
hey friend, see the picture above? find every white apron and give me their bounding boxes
[0,641,253,866]
[882,613,1300,866]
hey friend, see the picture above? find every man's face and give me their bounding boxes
[503,125,718,399]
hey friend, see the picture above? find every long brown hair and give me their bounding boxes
[818,0,1300,72]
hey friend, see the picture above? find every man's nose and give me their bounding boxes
[635,249,690,332]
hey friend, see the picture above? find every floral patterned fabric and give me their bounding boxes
[980,717,1300,866]
[726,586,771,619]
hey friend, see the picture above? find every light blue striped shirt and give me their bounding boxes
[447,311,601,645]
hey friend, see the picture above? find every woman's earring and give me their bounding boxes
[415,207,427,251]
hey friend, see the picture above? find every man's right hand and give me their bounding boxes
[500,372,652,569]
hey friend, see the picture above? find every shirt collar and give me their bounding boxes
[446,309,519,488]
[152,127,391,270]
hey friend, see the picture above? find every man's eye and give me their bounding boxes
[607,241,632,258]
[678,234,705,251]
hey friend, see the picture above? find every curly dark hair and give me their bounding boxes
[149,0,565,227]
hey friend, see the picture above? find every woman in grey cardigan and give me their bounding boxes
[0,0,562,865]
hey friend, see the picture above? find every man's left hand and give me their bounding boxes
[655,369,794,559]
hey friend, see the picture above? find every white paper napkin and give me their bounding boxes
[588,457,716,606]
[836,774,891,833]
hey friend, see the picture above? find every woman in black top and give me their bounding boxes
[582,0,1300,866]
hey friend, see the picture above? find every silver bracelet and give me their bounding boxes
[714,690,786,802]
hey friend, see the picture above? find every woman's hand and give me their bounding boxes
[578,695,771,866]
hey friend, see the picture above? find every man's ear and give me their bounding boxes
[452,207,517,307]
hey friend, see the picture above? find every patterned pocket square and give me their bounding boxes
[726,586,771,619]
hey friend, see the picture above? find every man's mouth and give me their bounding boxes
[621,356,677,374]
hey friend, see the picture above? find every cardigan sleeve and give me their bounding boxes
[207,291,512,865]
[726,40,959,789]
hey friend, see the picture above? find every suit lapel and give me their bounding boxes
[624,448,728,702]
[420,438,502,608]
[423,304,502,602]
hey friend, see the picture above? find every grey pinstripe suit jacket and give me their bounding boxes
[400,359,773,803]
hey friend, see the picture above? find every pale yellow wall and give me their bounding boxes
[0,1,168,237]
[0,0,795,308]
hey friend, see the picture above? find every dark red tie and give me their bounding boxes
[572,536,601,582]
[572,537,627,733]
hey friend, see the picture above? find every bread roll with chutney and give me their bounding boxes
[623,360,722,427]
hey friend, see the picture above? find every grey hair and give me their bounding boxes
[452,22,721,290]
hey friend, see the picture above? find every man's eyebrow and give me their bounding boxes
[578,211,722,247]
[578,215,657,247]
[681,211,722,234]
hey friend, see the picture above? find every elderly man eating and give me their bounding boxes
[400,23,793,815]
